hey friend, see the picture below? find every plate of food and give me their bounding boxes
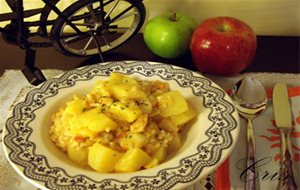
[2,61,239,190]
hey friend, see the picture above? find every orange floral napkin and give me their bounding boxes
[215,85,300,190]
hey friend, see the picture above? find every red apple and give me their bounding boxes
[190,16,257,75]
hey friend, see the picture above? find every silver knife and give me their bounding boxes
[273,83,298,190]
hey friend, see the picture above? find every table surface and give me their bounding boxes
[0,34,299,76]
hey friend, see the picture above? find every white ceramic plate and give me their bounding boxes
[3,61,239,190]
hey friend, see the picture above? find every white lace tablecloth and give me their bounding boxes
[0,69,299,190]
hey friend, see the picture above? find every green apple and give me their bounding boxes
[143,12,198,59]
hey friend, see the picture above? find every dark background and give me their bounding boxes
[0,34,299,76]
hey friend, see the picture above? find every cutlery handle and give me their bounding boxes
[245,119,260,190]
[277,130,298,190]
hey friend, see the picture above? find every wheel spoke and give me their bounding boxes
[82,36,94,54]
[104,0,120,20]
[109,26,132,33]
[112,11,138,23]
[86,4,101,23]
[72,22,95,27]
[102,0,116,7]
[108,5,135,24]
[101,35,112,48]
[61,33,90,43]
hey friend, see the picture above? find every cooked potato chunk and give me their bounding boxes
[78,108,117,132]
[119,133,148,149]
[88,143,123,173]
[170,103,197,127]
[109,83,132,100]
[91,80,111,97]
[109,72,138,86]
[114,148,151,172]
[108,72,146,100]
[144,147,167,169]
[69,108,117,137]
[65,97,86,115]
[158,117,178,132]
[130,114,148,133]
[69,118,96,137]
[167,133,182,154]
[137,98,152,114]
[156,91,188,117]
[109,72,125,84]
[67,144,89,165]
[108,100,142,122]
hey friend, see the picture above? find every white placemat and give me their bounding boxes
[0,70,63,190]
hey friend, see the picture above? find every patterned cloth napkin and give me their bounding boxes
[214,82,300,190]
[0,70,299,190]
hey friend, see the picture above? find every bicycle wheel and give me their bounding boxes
[51,0,145,56]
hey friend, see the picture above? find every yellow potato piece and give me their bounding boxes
[170,103,197,127]
[119,133,148,149]
[69,118,97,137]
[65,98,86,115]
[156,91,188,117]
[109,72,124,83]
[109,72,137,85]
[88,143,123,173]
[109,83,132,100]
[114,148,151,172]
[137,98,152,114]
[67,144,89,165]
[92,80,112,97]
[109,72,140,85]
[108,72,146,100]
[108,101,142,122]
[109,82,146,101]
[167,133,182,154]
[158,117,178,132]
[144,147,167,169]
[78,108,117,133]
[130,114,148,133]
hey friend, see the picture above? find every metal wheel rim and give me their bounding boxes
[58,0,142,56]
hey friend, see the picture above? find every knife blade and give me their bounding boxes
[273,83,298,190]
[273,83,292,128]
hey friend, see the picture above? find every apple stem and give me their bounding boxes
[170,12,177,22]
